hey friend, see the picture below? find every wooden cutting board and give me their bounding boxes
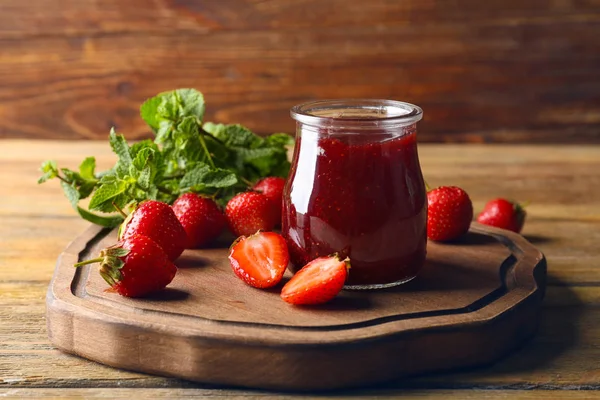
[46,222,546,390]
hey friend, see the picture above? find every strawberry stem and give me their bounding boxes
[74,257,104,268]
[424,180,432,191]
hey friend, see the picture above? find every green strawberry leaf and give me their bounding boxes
[105,247,130,258]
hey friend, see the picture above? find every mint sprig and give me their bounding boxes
[38,88,293,225]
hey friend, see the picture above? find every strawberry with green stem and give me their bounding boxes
[74,234,177,298]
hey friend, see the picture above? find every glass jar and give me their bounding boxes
[282,99,427,289]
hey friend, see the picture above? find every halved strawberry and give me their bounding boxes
[228,231,289,289]
[281,255,350,305]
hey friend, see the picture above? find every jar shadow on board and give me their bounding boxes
[282,99,427,290]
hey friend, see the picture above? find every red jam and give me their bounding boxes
[282,126,427,287]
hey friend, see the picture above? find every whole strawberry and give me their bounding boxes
[253,177,286,224]
[172,193,226,248]
[281,255,350,305]
[74,234,177,298]
[477,198,527,233]
[119,200,187,261]
[427,186,473,241]
[225,192,279,237]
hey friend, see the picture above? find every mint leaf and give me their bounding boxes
[60,181,122,227]
[141,89,205,141]
[172,89,205,122]
[88,178,131,211]
[132,147,155,172]
[202,123,292,180]
[201,169,238,188]
[180,163,238,191]
[203,123,263,148]
[130,139,159,158]
[109,128,132,175]
[78,157,96,181]
[265,133,295,147]
[38,160,59,184]
[173,116,203,163]
[61,168,82,183]
[60,180,81,209]
[235,147,288,178]
[41,88,295,229]
[130,140,164,183]
[140,96,163,133]
[136,153,155,190]
[78,181,96,200]
[155,120,175,145]
[77,206,123,227]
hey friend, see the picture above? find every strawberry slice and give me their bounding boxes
[228,231,289,289]
[281,255,350,305]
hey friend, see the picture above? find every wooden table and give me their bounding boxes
[1,139,599,399]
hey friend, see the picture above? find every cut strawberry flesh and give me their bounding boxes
[244,234,285,280]
[229,232,289,289]
[283,257,340,292]
[281,256,349,305]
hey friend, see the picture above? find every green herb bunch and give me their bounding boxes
[38,89,294,227]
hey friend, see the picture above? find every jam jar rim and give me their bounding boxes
[290,99,423,130]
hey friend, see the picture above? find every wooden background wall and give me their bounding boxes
[0,0,599,143]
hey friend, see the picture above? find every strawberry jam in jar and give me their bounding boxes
[283,99,427,289]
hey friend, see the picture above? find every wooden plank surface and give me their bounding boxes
[0,1,598,142]
[1,389,600,400]
[1,140,599,397]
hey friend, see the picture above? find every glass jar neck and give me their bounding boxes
[290,99,423,131]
